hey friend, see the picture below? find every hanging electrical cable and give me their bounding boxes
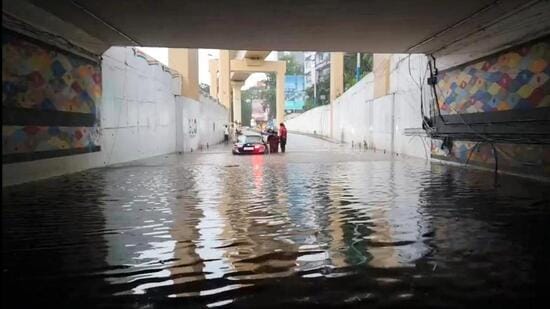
[427,55,447,125]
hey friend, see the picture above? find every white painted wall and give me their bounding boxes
[100,47,178,165]
[286,54,431,160]
[179,94,229,152]
[3,46,228,186]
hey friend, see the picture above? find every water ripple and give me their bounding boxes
[3,135,549,307]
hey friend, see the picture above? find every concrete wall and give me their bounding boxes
[3,46,180,186]
[177,93,229,152]
[3,41,229,186]
[286,54,431,160]
[287,42,549,179]
[100,47,179,165]
[3,29,102,165]
[430,38,550,180]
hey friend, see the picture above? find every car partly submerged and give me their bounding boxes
[232,134,267,155]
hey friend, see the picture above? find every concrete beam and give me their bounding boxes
[228,59,286,125]
[230,59,285,73]
[24,0,547,56]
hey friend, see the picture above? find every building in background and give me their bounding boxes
[304,52,331,108]
[304,52,330,90]
[285,75,305,112]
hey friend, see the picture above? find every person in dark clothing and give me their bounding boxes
[265,128,278,153]
[279,123,287,153]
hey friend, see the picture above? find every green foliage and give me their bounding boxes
[344,53,373,91]
[317,75,330,106]
[279,53,304,75]
[303,74,330,112]
[265,72,276,119]
[304,86,315,111]
[240,72,277,124]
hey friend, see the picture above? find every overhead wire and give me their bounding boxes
[70,0,142,46]
[428,55,500,182]
[2,12,101,62]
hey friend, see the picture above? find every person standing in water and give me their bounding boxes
[224,125,229,144]
[279,123,287,153]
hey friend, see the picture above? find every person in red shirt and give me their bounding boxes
[279,123,288,153]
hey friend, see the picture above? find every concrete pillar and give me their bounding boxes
[231,81,244,124]
[276,64,286,126]
[330,52,344,102]
[219,50,231,111]
[330,52,344,138]
[168,48,199,100]
[208,59,218,99]
[228,59,286,125]
[373,54,391,99]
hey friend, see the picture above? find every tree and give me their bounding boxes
[265,72,277,120]
[240,53,308,121]
[317,75,330,106]
[304,86,315,111]
[278,53,303,75]
[303,71,330,111]
[240,74,276,125]
[344,53,373,91]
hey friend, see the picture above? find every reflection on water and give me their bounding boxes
[2,138,549,308]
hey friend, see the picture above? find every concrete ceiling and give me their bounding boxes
[5,0,548,55]
[3,0,550,70]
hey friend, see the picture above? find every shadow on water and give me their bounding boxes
[2,170,109,307]
[2,147,550,308]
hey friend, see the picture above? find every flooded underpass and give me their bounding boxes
[2,134,549,308]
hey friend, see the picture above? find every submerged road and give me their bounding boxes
[2,133,549,308]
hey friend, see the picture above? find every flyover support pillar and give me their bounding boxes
[373,54,391,98]
[208,59,219,99]
[168,48,199,100]
[229,58,286,126]
[276,63,286,126]
[231,81,244,124]
[219,50,231,115]
[330,52,344,138]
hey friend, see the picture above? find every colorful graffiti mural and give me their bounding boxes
[432,38,550,178]
[437,39,549,114]
[2,30,101,163]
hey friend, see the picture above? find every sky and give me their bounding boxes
[137,47,276,90]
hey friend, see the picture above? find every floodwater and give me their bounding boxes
[2,134,549,308]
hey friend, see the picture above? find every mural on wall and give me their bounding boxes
[437,38,549,114]
[2,30,101,163]
[432,38,550,178]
